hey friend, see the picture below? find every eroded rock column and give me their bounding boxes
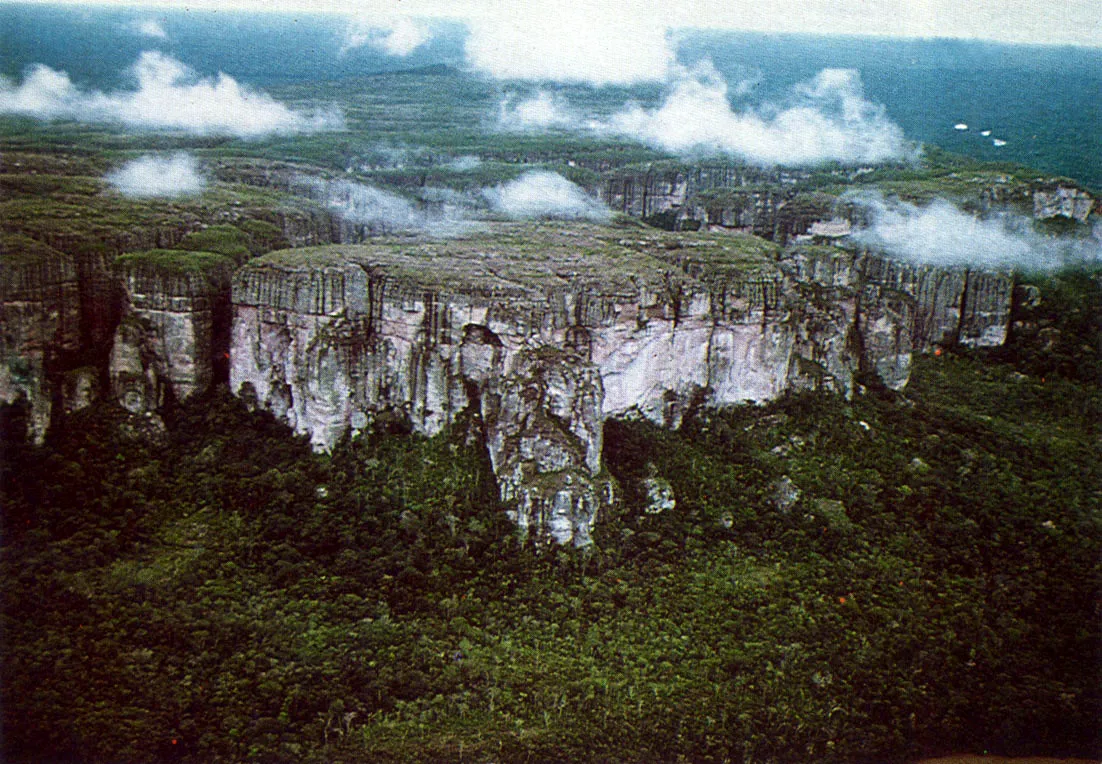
[482,346,615,547]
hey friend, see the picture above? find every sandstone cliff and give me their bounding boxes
[0,234,80,442]
[0,153,348,434]
[230,223,1012,544]
[110,253,234,414]
[600,164,1096,241]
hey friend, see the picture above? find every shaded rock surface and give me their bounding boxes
[0,235,80,442]
[599,164,1095,242]
[0,153,347,436]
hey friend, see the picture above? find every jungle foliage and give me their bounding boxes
[1,309,1099,763]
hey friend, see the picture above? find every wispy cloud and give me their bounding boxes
[105,153,206,198]
[341,17,431,56]
[849,194,1101,271]
[493,63,913,166]
[483,171,610,221]
[0,52,343,137]
[297,177,476,237]
[497,90,579,131]
[294,171,609,236]
[129,18,167,39]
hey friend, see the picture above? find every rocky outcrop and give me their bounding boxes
[484,347,615,546]
[230,223,1013,544]
[110,258,234,413]
[598,165,809,235]
[1032,185,1094,222]
[858,254,1013,349]
[0,235,81,443]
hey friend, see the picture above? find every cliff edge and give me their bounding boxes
[230,222,1012,544]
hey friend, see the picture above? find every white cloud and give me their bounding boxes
[129,18,168,39]
[105,153,207,198]
[448,155,482,171]
[490,63,913,166]
[11,0,1101,49]
[497,91,579,131]
[0,52,343,137]
[484,171,610,221]
[341,16,431,56]
[464,0,674,85]
[849,195,1101,271]
[596,65,912,165]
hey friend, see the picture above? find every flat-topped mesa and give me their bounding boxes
[230,222,1013,545]
[110,251,234,415]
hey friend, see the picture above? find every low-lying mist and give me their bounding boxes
[296,177,476,237]
[483,171,611,222]
[497,91,579,132]
[105,153,207,198]
[297,171,610,235]
[849,194,1102,272]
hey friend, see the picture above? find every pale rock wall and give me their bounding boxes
[229,238,1011,544]
[1032,186,1094,223]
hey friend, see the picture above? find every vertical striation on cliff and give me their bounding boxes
[229,223,1014,544]
[110,252,234,414]
[0,234,81,442]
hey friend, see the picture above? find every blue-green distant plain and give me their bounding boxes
[2,4,1100,188]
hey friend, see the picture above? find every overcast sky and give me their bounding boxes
[7,0,1101,47]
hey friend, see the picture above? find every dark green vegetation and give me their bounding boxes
[3,273,1099,763]
[115,249,234,276]
[0,231,68,268]
[1003,268,1102,385]
[255,222,780,295]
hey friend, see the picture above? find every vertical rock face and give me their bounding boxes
[230,224,1014,544]
[1032,185,1095,222]
[599,165,807,235]
[483,347,614,546]
[110,259,233,413]
[958,270,1015,347]
[0,235,80,443]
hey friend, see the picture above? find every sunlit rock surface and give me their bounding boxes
[230,222,1013,544]
[1032,185,1095,222]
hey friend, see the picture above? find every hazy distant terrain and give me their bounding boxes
[2,4,1100,186]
